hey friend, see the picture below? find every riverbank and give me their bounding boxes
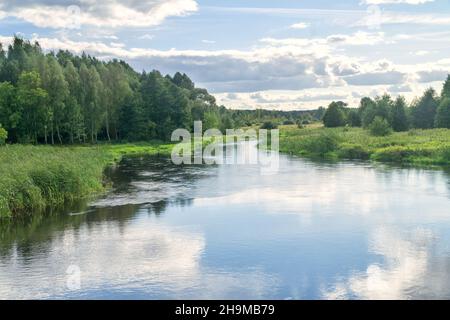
[280,124,450,166]
[0,142,174,218]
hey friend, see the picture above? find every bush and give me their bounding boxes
[300,132,340,156]
[369,117,392,136]
[440,146,450,162]
[261,121,278,130]
[338,143,370,160]
[371,146,433,163]
[323,102,346,127]
[0,126,7,145]
[283,120,295,125]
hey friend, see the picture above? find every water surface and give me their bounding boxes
[1,145,450,299]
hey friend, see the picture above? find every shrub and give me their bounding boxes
[323,102,346,127]
[369,117,392,136]
[440,146,450,162]
[371,146,414,162]
[261,121,278,130]
[0,126,7,145]
[372,146,433,163]
[338,143,370,160]
[283,120,295,125]
[301,131,340,156]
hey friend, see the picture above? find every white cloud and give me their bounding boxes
[290,22,310,29]
[1,29,447,110]
[0,0,199,28]
[138,34,155,40]
[323,227,450,300]
[17,35,437,86]
[0,35,13,47]
[356,11,450,27]
[363,0,434,4]
[411,50,431,56]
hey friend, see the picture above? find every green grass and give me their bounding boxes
[0,142,173,218]
[279,125,450,166]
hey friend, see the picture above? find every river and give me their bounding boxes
[1,142,450,299]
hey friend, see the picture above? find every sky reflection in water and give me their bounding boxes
[1,149,450,299]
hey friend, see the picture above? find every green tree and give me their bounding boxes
[171,72,195,90]
[435,98,450,129]
[17,71,48,143]
[79,64,104,143]
[42,55,69,144]
[64,61,84,143]
[348,109,362,127]
[0,81,21,142]
[391,96,409,132]
[411,88,439,129]
[441,75,450,99]
[369,116,392,136]
[203,111,221,131]
[323,101,346,127]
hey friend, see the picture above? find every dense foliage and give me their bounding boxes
[369,116,392,137]
[280,125,450,165]
[321,76,450,135]
[0,37,327,145]
[0,37,240,144]
[0,142,174,217]
[0,125,6,145]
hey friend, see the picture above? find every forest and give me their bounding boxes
[321,78,450,135]
[0,37,322,146]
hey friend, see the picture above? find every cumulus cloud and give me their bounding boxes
[417,70,449,83]
[323,227,450,300]
[5,33,440,98]
[250,92,348,104]
[0,0,199,28]
[344,71,406,86]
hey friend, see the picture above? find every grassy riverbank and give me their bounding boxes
[0,142,173,218]
[280,124,450,165]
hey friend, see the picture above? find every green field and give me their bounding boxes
[0,143,173,218]
[280,124,450,166]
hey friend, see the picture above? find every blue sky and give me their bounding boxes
[1,0,450,110]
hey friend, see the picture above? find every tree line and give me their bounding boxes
[0,37,327,145]
[0,37,246,144]
[322,77,450,134]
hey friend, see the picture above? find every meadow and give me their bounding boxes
[280,124,450,165]
[0,143,173,218]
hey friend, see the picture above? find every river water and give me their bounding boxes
[1,143,450,299]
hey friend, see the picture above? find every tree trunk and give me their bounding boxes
[91,122,94,144]
[56,125,62,144]
[51,124,55,145]
[105,112,111,142]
